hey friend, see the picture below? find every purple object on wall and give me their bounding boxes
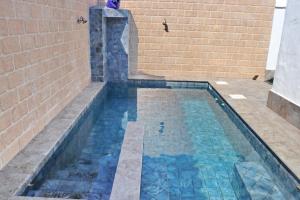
[106,0,120,9]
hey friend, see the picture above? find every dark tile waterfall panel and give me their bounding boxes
[106,18,128,82]
[89,8,137,82]
[89,8,104,82]
[103,9,130,83]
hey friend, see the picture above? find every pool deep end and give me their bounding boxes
[19,81,299,200]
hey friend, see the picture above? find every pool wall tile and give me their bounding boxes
[128,79,208,89]
[90,8,136,83]
[89,8,104,82]
[105,16,129,82]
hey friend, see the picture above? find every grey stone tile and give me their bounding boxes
[103,8,129,18]
[5,150,45,175]
[0,171,30,200]
[110,122,144,200]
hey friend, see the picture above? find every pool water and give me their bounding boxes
[23,87,130,199]
[138,88,264,199]
[22,83,297,199]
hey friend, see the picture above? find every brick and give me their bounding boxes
[0,90,18,112]
[34,34,48,48]
[21,111,36,134]
[28,49,43,64]
[0,0,93,169]
[18,126,35,150]
[18,82,34,101]
[15,2,31,19]
[0,110,12,132]
[12,100,28,122]
[30,4,42,18]
[13,53,29,69]
[0,75,8,95]
[0,0,15,18]
[1,120,23,146]
[0,56,14,75]
[7,70,25,89]
[38,20,50,33]
[0,140,4,155]
[24,20,39,33]
[121,0,274,78]
[1,37,21,54]
[0,19,8,37]
[26,93,39,113]
[8,20,25,35]
[20,35,35,50]
[0,139,20,167]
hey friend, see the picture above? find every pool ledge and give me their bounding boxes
[110,122,144,200]
[0,82,106,200]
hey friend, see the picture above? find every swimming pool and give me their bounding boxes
[21,81,299,199]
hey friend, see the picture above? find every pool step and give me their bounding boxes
[54,167,98,182]
[52,154,118,180]
[27,179,91,198]
[232,162,285,200]
[39,179,91,192]
[110,122,145,200]
[28,189,88,199]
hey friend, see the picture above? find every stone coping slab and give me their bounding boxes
[0,83,105,200]
[110,122,144,200]
[102,8,129,18]
[91,6,130,18]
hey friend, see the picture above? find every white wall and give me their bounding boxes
[266,0,287,71]
[272,0,300,106]
[276,0,287,7]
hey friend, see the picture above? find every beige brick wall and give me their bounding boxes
[121,0,275,79]
[0,0,275,169]
[0,0,97,169]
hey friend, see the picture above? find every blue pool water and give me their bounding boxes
[22,82,298,199]
[139,89,267,199]
[23,87,130,199]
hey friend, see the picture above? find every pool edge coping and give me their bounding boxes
[110,122,144,200]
